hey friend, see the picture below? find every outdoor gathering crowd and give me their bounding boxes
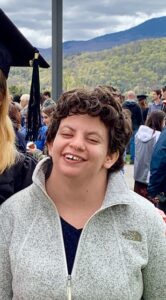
[0,75,166,299]
[121,88,166,216]
[1,6,165,300]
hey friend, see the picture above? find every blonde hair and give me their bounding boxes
[0,70,16,174]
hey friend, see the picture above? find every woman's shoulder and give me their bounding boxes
[0,185,38,238]
[0,184,33,210]
[110,172,164,226]
[129,190,165,226]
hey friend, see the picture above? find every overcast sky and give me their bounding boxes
[1,0,166,48]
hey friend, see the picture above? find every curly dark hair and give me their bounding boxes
[47,87,132,173]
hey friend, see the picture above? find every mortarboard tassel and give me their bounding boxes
[26,51,41,141]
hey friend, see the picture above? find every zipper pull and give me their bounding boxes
[67,275,72,300]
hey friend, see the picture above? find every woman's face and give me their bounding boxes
[41,112,50,126]
[48,114,118,181]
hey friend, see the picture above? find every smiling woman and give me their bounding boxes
[0,86,166,300]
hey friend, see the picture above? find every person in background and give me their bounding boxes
[40,104,56,151]
[161,85,166,112]
[134,110,165,199]
[34,123,48,151]
[42,90,55,108]
[12,93,22,111]
[0,8,49,204]
[27,104,56,160]
[161,85,166,100]
[148,89,163,115]
[137,94,149,123]
[41,103,56,126]
[20,110,47,153]
[0,87,165,299]
[20,93,30,126]
[21,104,57,153]
[13,93,21,104]
[148,125,166,213]
[8,93,13,102]
[0,63,36,205]
[122,90,143,164]
[8,101,26,153]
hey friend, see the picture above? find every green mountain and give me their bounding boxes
[63,16,166,55]
[8,38,166,96]
[40,16,166,57]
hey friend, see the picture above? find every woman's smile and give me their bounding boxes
[63,153,86,162]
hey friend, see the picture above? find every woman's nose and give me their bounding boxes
[69,137,85,151]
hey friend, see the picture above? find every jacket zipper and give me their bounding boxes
[40,192,72,299]
[40,184,125,299]
[67,274,72,300]
[70,209,104,277]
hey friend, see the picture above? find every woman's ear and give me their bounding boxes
[104,151,119,169]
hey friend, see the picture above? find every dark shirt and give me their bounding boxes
[141,107,149,124]
[61,217,82,275]
[122,100,143,130]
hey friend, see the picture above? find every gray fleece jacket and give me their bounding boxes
[0,158,166,300]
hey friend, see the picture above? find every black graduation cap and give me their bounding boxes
[0,9,50,141]
[0,9,49,77]
[137,94,148,101]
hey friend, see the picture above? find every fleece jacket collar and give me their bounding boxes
[33,157,132,211]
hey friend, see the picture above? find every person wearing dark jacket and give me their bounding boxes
[0,75,37,204]
[0,74,37,205]
[0,152,37,205]
[0,10,42,204]
[148,126,166,213]
[134,110,165,199]
[122,90,143,163]
[137,94,149,124]
[8,101,27,153]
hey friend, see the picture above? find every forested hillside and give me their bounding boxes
[8,38,166,96]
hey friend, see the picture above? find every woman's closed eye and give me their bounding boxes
[87,137,100,144]
[61,132,73,138]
